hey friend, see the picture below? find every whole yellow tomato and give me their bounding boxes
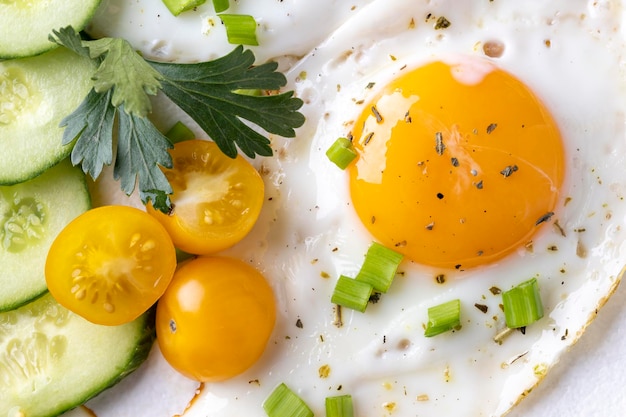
[156,256,276,381]
[147,139,265,254]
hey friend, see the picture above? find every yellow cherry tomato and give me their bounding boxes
[45,205,176,326]
[147,139,265,255]
[156,256,276,382]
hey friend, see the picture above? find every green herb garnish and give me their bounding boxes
[331,275,374,313]
[50,26,304,212]
[326,395,354,417]
[424,299,461,337]
[219,14,259,46]
[165,121,195,144]
[502,277,544,329]
[212,0,230,13]
[263,383,314,417]
[355,241,403,293]
[326,137,357,169]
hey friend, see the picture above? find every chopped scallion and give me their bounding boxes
[165,121,195,143]
[331,275,373,313]
[424,299,461,337]
[212,0,229,12]
[162,0,206,16]
[235,88,263,96]
[502,277,544,328]
[219,14,259,46]
[326,395,354,417]
[355,242,403,293]
[326,137,357,169]
[263,383,313,417]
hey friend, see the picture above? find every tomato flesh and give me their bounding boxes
[147,139,265,255]
[156,256,276,382]
[45,206,177,326]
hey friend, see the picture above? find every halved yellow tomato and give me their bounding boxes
[156,256,276,382]
[45,205,177,326]
[147,139,265,255]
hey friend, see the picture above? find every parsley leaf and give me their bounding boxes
[150,46,304,158]
[60,89,116,179]
[115,108,173,208]
[86,38,163,116]
[50,26,305,212]
[49,26,91,58]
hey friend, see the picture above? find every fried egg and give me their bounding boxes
[77,0,626,416]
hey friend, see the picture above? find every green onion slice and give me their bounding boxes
[162,0,206,16]
[502,277,544,328]
[263,383,313,417]
[165,121,195,143]
[326,395,354,417]
[331,275,373,313]
[355,242,403,293]
[212,0,229,12]
[424,299,461,337]
[326,137,357,169]
[219,14,259,46]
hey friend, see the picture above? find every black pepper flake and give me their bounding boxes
[519,326,527,335]
[474,303,489,314]
[405,110,412,123]
[394,240,407,247]
[363,132,374,145]
[434,16,451,29]
[500,165,519,177]
[535,211,555,226]
[371,105,383,123]
[435,132,445,155]
[454,264,462,270]
[435,274,446,284]
[486,123,498,134]
[436,192,444,199]
[475,180,484,189]
[489,286,501,295]
[169,319,177,333]
[369,292,381,304]
[366,82,376,89]
[451,157,459,167]
[425,222,434,230]
[371,216,376,224]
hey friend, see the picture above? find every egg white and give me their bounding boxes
[72,0,626,416]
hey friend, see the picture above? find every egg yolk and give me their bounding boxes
[348,60,564,269]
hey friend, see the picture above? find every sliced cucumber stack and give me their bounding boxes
[0,0,102,58]
[0,160,91,312]
[0,293,154,417]
[0,47,95,185]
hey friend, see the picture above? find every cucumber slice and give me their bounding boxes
[0,293,155,417]
[0,160,90,312]
[0,47,95,185]
[0,0,102,58]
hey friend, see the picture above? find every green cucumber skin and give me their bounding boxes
[0,0,103,59]
[0,47,95,185]
[0,294,156,417]
[0,160,91,312]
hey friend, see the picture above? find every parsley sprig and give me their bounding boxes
[50,26,304,212]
